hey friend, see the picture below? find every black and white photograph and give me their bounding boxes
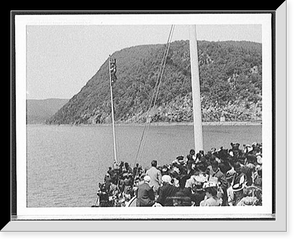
[7,8,288,232]
[26,23,265,208]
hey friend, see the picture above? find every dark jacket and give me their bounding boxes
[166,188,192,206]
[157,183,179,206]
[241,165,253,186]
[136,182,155,207]
[175,187,192,198]
[186,154,196,163]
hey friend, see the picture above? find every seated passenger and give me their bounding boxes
[157,175,178,206]
[200,183,222,206]
[136,176,155,207]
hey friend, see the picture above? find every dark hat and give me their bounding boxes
[200,156,207,163]
[211,159,219,167]
[176,155,184,161]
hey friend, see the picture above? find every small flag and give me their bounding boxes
[109,58,117,83]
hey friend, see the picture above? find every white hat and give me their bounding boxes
[193,175,207,183]
[256,155,263,164]
[203,181,218,189]
[162,175,172,184]
[144,176,151,182]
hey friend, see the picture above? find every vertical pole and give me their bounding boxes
[109,56,118,164]
[189,25,204,152]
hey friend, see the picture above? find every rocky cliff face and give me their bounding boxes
[47,40,262,125]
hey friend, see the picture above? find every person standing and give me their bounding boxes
[136,176,155,207]
[133,163,141,178]
[186,149,197,164]
[227,162,247,206]
[209,160,228,206]
[146,160,162,193]
[186,160,195,179]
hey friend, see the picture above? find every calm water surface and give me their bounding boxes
[26,124,262,207]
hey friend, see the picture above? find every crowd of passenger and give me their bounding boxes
[94,142,262,207]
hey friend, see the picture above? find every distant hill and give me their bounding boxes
[27,98,69,124]
[47,40,262,125]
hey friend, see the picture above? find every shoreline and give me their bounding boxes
[28,121,262,127]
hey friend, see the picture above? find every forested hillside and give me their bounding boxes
[47,40,262,125]
[27,98,69,124]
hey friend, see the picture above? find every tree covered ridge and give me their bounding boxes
[46,40,262,125]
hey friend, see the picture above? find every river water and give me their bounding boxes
[26,124,262,207]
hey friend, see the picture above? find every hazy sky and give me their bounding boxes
[26,24,262,100]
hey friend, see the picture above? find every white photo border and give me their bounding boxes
[15,13,277,220]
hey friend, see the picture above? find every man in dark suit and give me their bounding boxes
[136,176,155,207]
[157,175,178,206]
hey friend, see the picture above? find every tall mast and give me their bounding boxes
[109,56,118,164]
[189,25,204,152]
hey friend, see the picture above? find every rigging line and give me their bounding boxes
[133,25,175,165]
[133,26,174,165]
[152,25,174,108]
[140,25,175,154]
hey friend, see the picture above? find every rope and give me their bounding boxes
[133,25,175,164]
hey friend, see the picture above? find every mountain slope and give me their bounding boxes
[47,40,262,125]
[27,98,69,124]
